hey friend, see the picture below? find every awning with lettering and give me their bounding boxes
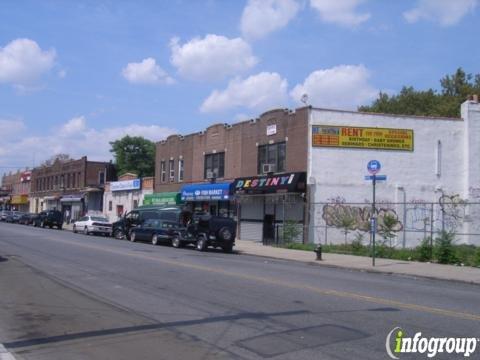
[180,183,232,202]
[60,193,85,203]
[233,172,306,194]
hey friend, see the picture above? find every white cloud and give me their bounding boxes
[170,34,258,81]
[290,65,378,110]
[240,0,301,40]
[0,119,26,136]
[0,38,56,86]
[0,117,177,173]
[122,57,174,85]
[404,0,477,26]
[310,0,370,27]
[200,72,288,113]
[58,69,67,78]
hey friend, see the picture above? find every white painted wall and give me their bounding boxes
[308,101,480,246]
[103,189,153,222]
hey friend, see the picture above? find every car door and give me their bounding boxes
[136,219,152,241]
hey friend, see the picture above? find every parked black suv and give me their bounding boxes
[33,210,64,229]
[113,205,236,252]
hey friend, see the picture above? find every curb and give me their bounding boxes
[235,249,480,286]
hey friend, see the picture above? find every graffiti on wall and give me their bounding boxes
[322,203,403,233]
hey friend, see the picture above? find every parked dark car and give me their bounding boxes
[8,211,25,223]
[33,210,64,229]
[130,219,182,245]
[112,205,181,240]
[179,213,237,253]
[18,213,36,225]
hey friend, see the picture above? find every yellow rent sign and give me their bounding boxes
[312,125,414,151]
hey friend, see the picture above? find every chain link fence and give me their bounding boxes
[308,199,480,248]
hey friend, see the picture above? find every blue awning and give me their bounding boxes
[180,182,232,201]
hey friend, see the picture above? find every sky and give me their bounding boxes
[0,0,479,177]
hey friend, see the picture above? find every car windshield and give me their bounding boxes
[91,216,109,222]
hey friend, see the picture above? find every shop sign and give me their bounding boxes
[143,192,181,205]
[11,195,29,205]
[111,179,141,192]
[267,124,277,136]
[20,171,31,182]
[312,125,414,151]
[233,172,306,194]
[180,183,231,201]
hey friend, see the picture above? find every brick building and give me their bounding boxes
[155,107,309,242]
[0,170,31,211]
[30,156,116,221]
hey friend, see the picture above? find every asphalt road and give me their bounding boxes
[0,221,479,360]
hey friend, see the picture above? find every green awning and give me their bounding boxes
[143,192,182,205]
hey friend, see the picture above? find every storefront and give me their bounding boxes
[60,193,85,223]
[103,177,154,222]
[43,196,61,211]
[143,192,182,206]
[233,172,307,244]
[10,194,29,212]
[179,182,235,217]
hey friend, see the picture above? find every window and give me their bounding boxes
[257,142,286,174]
[133,199,138,209]
[67,174,70,188]
[108,201,112,211]
[160,161,166,182]
[204,152,225,179]
[178,159,184,182]
[72,173,76,188]
[99,171,105,185]
[169,159,175,182]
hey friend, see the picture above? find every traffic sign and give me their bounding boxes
[364,175,387,181]
[367,160,381,175]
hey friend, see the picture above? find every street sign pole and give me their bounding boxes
[372,175,376,267]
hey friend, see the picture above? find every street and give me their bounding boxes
[0,222,479,360]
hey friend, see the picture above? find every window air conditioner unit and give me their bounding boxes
[206,170,217,179]
[263,164,276,174]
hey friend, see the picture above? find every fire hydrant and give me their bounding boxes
[314,244,322,261]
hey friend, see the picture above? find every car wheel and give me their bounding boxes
[113,229,125,240]
[218,227,233,241]
[151,234,159,245]
[222,244,233,253]
[73,225,77,233]
[171,235,181,248]
[130,232,136,242]
[83,226,89,235]
[196,237,207,252]
[57,224,62,230]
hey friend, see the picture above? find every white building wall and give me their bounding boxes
[103,189,153,223]
[307,104,480,246]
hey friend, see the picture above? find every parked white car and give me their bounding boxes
[73,215,112,236]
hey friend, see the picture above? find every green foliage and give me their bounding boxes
[417,238,433,262]
[359,68,480,117]
[377,213,400,248]
[434,231,457,264]
[475,248,480,267]
[109,136,155,177]
[282,220,302,244]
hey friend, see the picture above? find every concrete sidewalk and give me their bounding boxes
[235,240,480,285]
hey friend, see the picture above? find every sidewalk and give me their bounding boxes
[235,240,480,285]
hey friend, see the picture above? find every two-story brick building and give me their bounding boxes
[0,170,31,211]
[30,156,115,221]
[155,107,310,243]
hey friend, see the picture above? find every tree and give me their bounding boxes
[42,153,71,167]
[359,68,480,117]
[109,136,155,177]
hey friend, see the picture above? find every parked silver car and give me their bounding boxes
[73,215,112,236]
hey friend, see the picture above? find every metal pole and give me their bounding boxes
[402,191,407,248]
[430,203,434,259]
[372,176,376,267]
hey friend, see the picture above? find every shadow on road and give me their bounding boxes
[4,309,310,349]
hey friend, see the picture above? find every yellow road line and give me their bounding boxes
[28,235,480,322]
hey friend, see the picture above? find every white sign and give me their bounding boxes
[267,124,277,136]
[111,179,141,192]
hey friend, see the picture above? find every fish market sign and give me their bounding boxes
[111,179,141,192]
